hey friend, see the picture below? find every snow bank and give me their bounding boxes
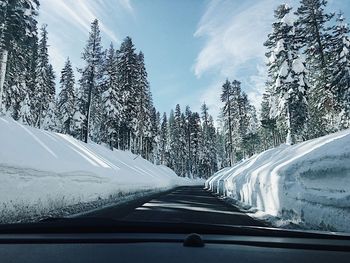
[0,117,201,222]
[206,129,350,232]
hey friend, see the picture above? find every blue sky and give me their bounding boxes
[38,0,350,120]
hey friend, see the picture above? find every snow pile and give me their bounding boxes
[205,129,350,232]
[0,117,200,222]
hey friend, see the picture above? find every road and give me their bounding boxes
[81,186,265,226]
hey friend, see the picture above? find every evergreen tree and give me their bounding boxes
[221,79,241,163]
[329,13,350,128]
[159,112,168,165]
[34,25,56,128]
[0,0,39,113]
[117,36,138,150]
[101,43,121,149]
[199,103,217,178]
[71,87,86,140]
[189,111,201,177]
[57,58,75,134]
[295,0,334,133]
[42,100,57,131]
[78,19,104,143]
[18,88,32,125]
[135,51,152,156]
[265,4,309,145]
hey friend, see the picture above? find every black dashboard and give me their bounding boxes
[1,232,350,262]
[1,220,349,262]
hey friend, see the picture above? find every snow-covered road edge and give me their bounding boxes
[0,117,203,224]
[205,129,350,232]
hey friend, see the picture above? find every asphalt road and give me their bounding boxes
[81,186,265,227]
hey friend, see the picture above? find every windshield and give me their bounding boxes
[0,0,350,235]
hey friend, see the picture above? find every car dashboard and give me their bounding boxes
[1,231,350,263]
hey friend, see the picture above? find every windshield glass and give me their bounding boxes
[0,0,350,235]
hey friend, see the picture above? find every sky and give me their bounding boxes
[38,0,350,121]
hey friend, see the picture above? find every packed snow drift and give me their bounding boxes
[206,129,350,232]
[0,117,200,223]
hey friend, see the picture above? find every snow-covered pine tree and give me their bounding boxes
[199,103,218,178]
[260,91,279,149]
[2,51,27,119]
[220,79,234,165]
[134,51,153,157]
[71,87,86,141]
[0,0,39,114]
[215,127,227,170]
[242,103,260,157]
[170,104,186,176]
[78,19,104,143]
[42,100,57,131]
[149,107,160,163]
[159,112,168,165]
[207,115,218,176]
[18,88,32,125]
[34,25,56,128]
[189,111,201,177]
[329,13,350,128]
[100,43,121,149]
[199,103,211,177]
[221,79,241,164]
[167,109,175,169]
[184,106,192,177]
[295,0,334,134]
[117,36,138,150]
[57,58,75,135]
[265,4,309,145]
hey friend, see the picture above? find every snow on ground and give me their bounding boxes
[0,117,202,223]
[205,129,350,232]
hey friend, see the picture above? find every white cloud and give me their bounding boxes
[194,0,280,78]
[193,0,295,121]
[37,0,135,87]
[39,0,133,43]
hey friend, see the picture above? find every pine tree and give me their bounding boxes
[295,0,334,133]
[329,13,350,128]
[78,19,104,143]
[159,112,168,165]
[117,36,138,150]
[221,79,241,163]
[149,107,160,162]
[169,104,186,176]
[18,88,32,125]
[167,109,175,169]
[71,87,86,140]
[189,111,201,177]
[57,58,75,134]
[199,103,210,177]
[265,4,309,145]
[134,51,152,156]
[34,25,56,128]
[0,0,39,113]
[42,100,57,131]
[100,43,121,149]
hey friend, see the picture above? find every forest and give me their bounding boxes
[0,0,349,178]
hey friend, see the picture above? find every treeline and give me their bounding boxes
[218,0,350,166]
[158,103,220,178]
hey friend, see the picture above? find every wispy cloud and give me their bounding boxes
[39,0,134,43]
[38,0,135,82]
[193,0,294,118]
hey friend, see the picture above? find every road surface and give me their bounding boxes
[81,186,265,226]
